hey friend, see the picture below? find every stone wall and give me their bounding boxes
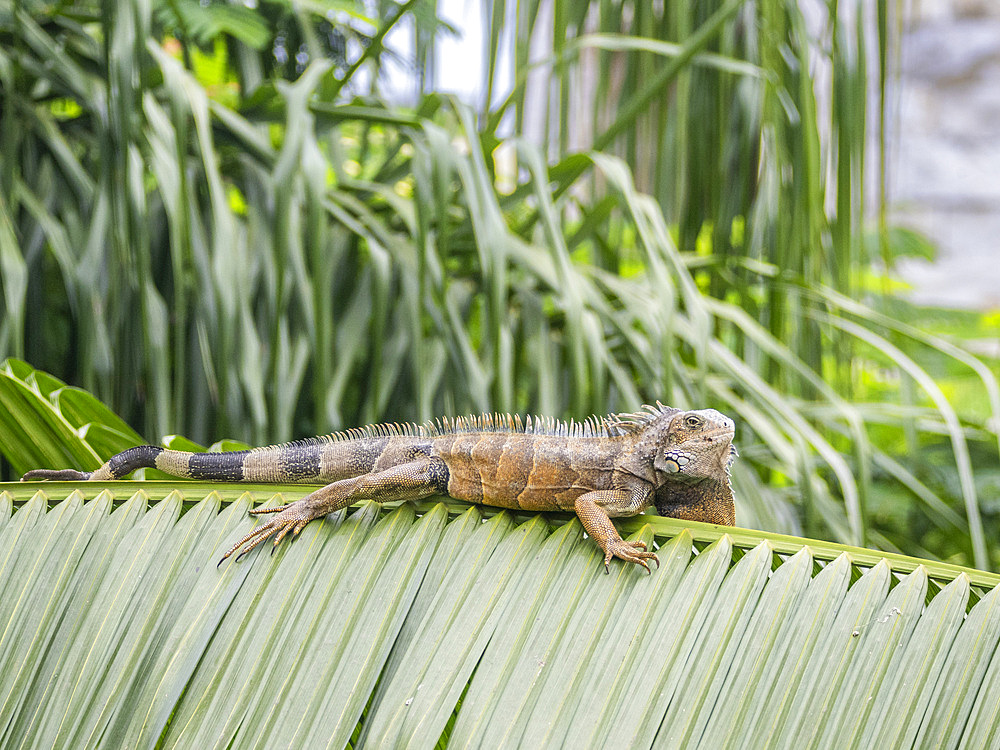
[891,0,1000,308]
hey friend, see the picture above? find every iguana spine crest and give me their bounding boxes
[259,402,674,450]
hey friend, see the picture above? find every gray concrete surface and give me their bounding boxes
[891,1,1000,309]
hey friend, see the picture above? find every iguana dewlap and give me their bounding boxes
[22,403,737,571]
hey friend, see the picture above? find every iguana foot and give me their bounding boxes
[218,499,323,565]
[603,540,659,574]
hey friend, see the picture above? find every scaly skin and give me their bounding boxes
[22,404,737,571]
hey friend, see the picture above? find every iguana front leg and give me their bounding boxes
[575,489,659,573]
[219,458,447,563]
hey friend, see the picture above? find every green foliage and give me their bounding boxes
[0,359,140,477]
[0,0,998,573]
[0,484,997,747]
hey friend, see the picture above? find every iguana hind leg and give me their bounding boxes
[219,457,448,563]
[575,490,659,573]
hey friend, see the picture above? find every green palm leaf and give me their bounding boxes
[0,483,996,748]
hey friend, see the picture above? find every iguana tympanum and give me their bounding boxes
[22,403,736,571]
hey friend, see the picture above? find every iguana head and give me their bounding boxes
[651,408,736,484]
[615,403,737,523]
[650,408,738,525]
[615,404,736,483]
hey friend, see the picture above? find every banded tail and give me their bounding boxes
[21,445,247,482]
[21,434,433,484]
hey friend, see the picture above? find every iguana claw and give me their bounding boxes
[218,500,319,565]
[603,540,659,574]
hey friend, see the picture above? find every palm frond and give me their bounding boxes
[0,483,997,747]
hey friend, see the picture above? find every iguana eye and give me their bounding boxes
[684,415,702,428]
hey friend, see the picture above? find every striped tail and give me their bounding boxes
[22,434,429,484]
[21,445,248,482]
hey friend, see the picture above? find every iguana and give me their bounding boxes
[21,403,737,571]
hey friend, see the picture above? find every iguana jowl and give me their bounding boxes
[22,403,737,571]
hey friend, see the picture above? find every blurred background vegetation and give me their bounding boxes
[0,0,997,569]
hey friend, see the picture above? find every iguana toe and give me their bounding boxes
[218,499,323,564]
[249,502,294,516]
[603,540,659,573]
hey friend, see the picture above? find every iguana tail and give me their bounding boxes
[21,445,246,481]
[21,434,432,483]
